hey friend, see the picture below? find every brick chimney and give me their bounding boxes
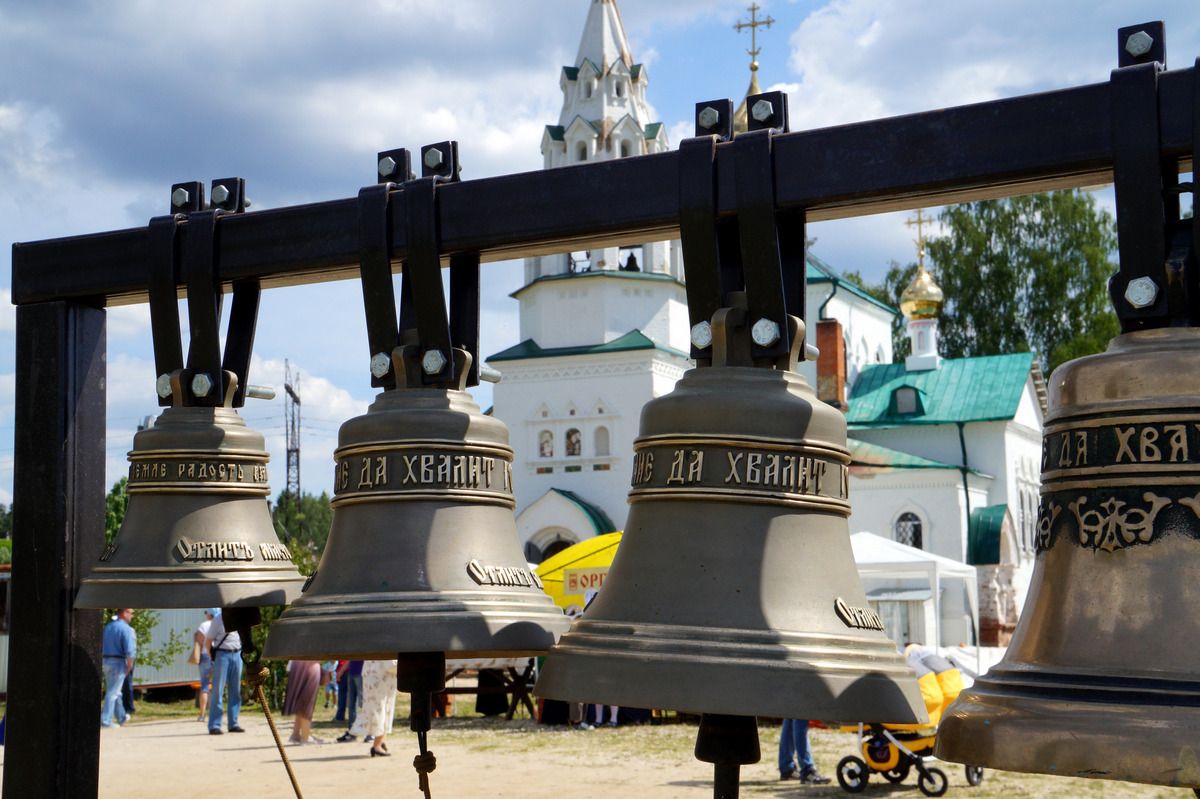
[816,319,846,408]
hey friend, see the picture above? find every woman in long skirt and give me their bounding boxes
[284,660,323,744]
[349,659,398,757]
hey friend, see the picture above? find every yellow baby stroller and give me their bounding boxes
[836,647,984,797]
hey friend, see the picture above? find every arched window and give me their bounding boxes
[615,80,625,98]
[594,426,610,456]
[584,80,593,99]
[577,143,588,162]
[538,430,554,458]
[894,512,923,549]
[619,140,632,158]
[565,428,582,457]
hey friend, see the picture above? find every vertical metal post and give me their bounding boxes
[5,300,107,798]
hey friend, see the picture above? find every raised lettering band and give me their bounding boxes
[628,434,850,515]
[126,449,270,495]
[332,440,515,508]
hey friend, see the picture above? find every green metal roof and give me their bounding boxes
[968,504,1010,565]
[644,122,664,140]
[848,438,960,470]
[806,252,898,315]
[511,268,684,299]
[545,125,565,142]
[562,66,580,81]
[631,64,644,81]
[487,329,689,363]
[552,489,617,535]
[847,352,1035,427]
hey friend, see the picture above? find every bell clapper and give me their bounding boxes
[223,607,304,799]
[397,652,446,799]
[694,714,760,799]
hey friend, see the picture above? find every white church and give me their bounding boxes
[488,0,1044,649]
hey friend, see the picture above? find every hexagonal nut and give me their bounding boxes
[423,148,445,171]
[751,317,781,346]
[1125,30,1154,58]
[690,321,713,349]
[211,184,230,204]
[370,352,391,378]
[155,373,173,398]
[697,106,721,131]
[378,156,397,178]
[751,99,775,124]
[421,349,448,375]
[1124,276,1159,309]
[171,187,190,208]
[191,372,214,397]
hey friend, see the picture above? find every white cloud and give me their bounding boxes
[0,290,13,334]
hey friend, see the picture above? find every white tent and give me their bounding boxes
[850,532,980,658]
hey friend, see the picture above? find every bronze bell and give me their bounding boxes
[76,401,304,609]
[937,329,1200,789]
[262,348,570,660]
[535,308,926,724]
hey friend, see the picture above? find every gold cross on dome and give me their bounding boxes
[905,209,930,270]
[734,3,775,67]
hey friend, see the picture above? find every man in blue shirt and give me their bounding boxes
[101,608,137,727]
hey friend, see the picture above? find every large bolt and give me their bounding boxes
[690,321,713,349]
[1125,30,1154,58]
[246,385,276,400]
[378,156,397,178]
[422,349,447,375]
[156,373,173,398]
[423,148,444,171]
[1124,276,1158,309]
[191,372,214,397]
[211,184,230,204]
[171,187,190,208]
[370,352,391,378]
[751,99,775,124]
[751,317,781,346]
[697,106,721,131]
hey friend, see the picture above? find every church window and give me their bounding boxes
[594,426,610,456]
[894,512,923,549]
[619,140,632,158]
[538,430,554,458]
[894,387,919,415]
[615,80,625,98]
[584,79,595,99]
[577,142,588,162]
[566,428,582,457]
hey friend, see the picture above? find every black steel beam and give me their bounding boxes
[11,67,1198,307]
[4,301,106,799]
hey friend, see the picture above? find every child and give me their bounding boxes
[321,660,339,708]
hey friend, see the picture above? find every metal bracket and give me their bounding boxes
[358,167,402,389]
[210,177,248,213]
[148,211,185,406]
[678,114,725,364]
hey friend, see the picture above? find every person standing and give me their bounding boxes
[778,719,830,783]
[194,609,217,722]
[101,608,137,728]
[284,660,323,745]
[334,660,364,741]
[347,659,397,756]
[204,609,245,735]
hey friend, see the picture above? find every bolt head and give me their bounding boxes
[751,99,775,124]
[378,156,397,177]
[211,184,230,204]
[191,372,214,397]
[423,148,445,170]
[370,352,391,378]
[1125,276,1159,309]
[697,106,721,130]
[171,187,190,208]
[751,317,781,346]
[690,321,713,349]
[1125,30,1154,58]
[155,373,173,398]
[422,349,447,375]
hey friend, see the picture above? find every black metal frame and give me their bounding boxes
[4,22,1196,798]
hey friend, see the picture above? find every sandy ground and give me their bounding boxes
[0,710,1193,798]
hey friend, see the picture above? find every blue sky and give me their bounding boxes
[1,1,1197,504]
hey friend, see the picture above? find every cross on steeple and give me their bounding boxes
[905,209,931,271]
[734,3,774,72]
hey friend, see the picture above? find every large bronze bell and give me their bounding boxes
[937,329,1200,789]
[76,401,304,609]
[262,357,570,659]
[535,310,926,724]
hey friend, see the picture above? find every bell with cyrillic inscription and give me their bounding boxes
[76,405,306,609]
[937,328,1200,791]
[536,314,925,723]
[263,379,569,660]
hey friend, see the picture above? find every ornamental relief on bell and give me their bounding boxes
[1036,490,1200,553]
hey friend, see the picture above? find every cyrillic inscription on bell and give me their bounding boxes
[937,329,1200,789]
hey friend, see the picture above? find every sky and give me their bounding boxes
[1,0,1197,506]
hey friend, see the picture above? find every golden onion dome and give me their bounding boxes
[900,266,944,319]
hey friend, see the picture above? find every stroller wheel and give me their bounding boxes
[836,755,869,793]
[965,765,984,786]
[883,764,910,784]
[918,766,948,797]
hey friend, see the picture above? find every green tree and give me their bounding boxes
[843,263,918,360]
[922,190,1119,375]
[271,490,332,564]
[0,503,12,537]
[104,477,129,545]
